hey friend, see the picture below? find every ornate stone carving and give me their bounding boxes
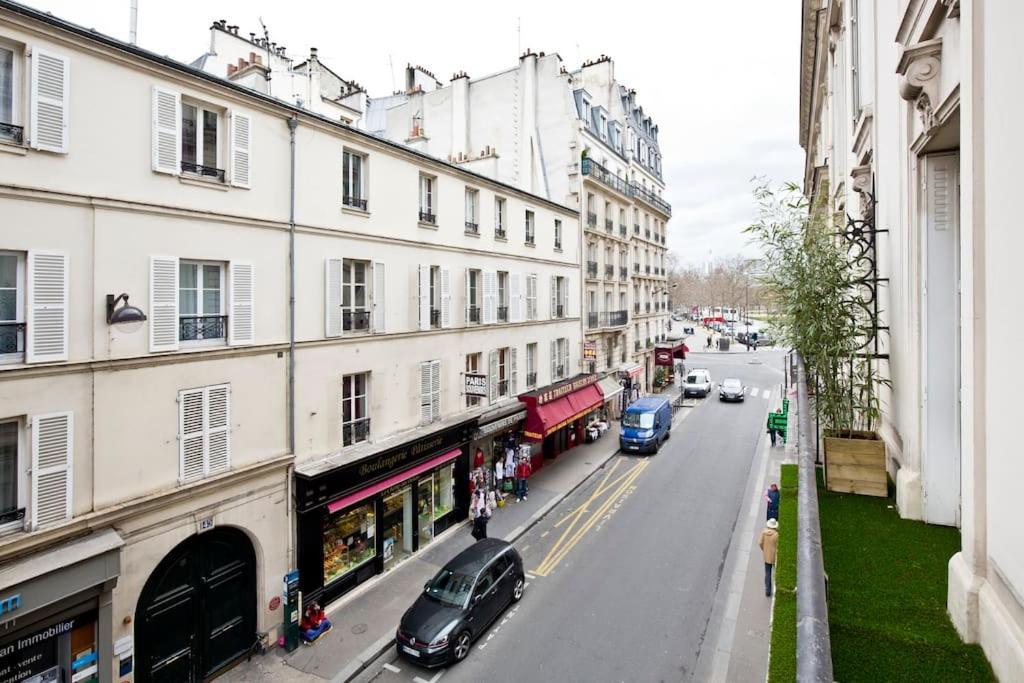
[940,0,960,19]
[896,38,942,132]
[850,165,874,219]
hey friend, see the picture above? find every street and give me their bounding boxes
[356,349,785,683]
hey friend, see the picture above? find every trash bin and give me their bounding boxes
[718,337,730,351]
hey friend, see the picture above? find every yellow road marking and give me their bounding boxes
[532,459,649,576]
[552,459,636,529]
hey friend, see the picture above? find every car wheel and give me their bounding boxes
[452,631,472,663]
[512,575,525,602]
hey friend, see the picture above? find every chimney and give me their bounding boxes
[450,72,470,157]
[518,51,538,193]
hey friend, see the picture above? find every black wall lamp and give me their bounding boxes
[106,293,147,324]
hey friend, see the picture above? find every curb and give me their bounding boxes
[335,441,624,682]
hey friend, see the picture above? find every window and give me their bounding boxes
[524,210,535,245]
[0,420,23,531]
[465,188,479,233]
[343,259,370,332]
[419,265,447,330]
[466,352,482,407]
[497,271,509,322]
[179,261,225,343]
[494,197,507,238]
[0,41,22,144]
[526,343,537,389]
[551,338,569,381]
[488,346,515,402]
[181,101,223,180]
[497,348,509,399]
[526,274,538,320]
[178,384,230,482]
[466,269,481,324]
[419,174,436,224]
[554,219,562,250]
[343,150,367,210]
[342,373,369,446]
[0,251,24,361]
[550,276,569,319]
[323,502,376,583]
[420,359,441,425]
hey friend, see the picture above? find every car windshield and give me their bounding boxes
[623,412,655,429]
[723,380,741,390]
[686,374,703,384]
[424,568,475,608]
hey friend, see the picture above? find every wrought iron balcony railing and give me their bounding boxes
[604,265,614,278]
[495,226,507,239]
[634,224,641,235]
[343,309,370,332]
[497,306,509,322]
[525,232,535,245]
[0,322,26,354]
[634,341,641,352]
[554,364,565,379]
[619,224,627,237]
[467,305,481,323]
[555,304,565,318]
[581,158,631,196]
[587,312,599,330]
[430,308,441,328]
[419,210,436,224]
[181,161,225,182]
[619,267,628,281]
[587,261,599,278]
[630,182,672,216]
[634,303,640,314]
[599,310,628,327]
[343,417,371,446]
[496,379,509,397]
[526,372,537,388]
[587,212,598,227]
[465,221,479,234]
[605,219,613,233]
[179,315,227,341]
[0,122,24,145]
[344,195,368,211]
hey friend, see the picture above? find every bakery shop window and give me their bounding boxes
[432,464,454,520]
[323,502,376,584]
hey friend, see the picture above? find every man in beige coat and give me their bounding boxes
[759,518,779,597]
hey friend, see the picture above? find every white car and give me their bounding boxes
[682,369,713,397]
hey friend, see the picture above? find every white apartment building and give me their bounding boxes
[370,53,673,394]
[800,0,1023,678]
[0,3,579,681]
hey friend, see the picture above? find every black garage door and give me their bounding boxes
[136,527,256,682]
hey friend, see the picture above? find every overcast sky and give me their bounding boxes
[24,0,804,268]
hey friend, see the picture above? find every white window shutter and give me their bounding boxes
[440,267,452,328]
[26,250,68,363]
[483,271,496,324]
[550,276,558,319]
[464,269,471,324]
[510,347,518,395]
[325,258,342,337]
[562,276,571,317]
[30,48,69,153]
[150,256,179,352]
[206,385,231,474]
[509,273,522,322]
[418,265,431,331]
[151,86,180,174]
[373,262,386,333]
[419,362,432,425]
[30,411,73,529]
[228,262,254,345]
[527,275,537,320]
[430,359,441,421]
[488,350,499,403]
[230,111,252,188]
[179,388,205,482]
[550,340,557,381]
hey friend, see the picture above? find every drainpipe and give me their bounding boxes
[286,115,298,568]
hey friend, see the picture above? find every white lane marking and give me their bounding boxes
[749,387,759,398]
[383,663,401,673]
[524,582,530,588]
[540,531,550,538]
[414,673,444,683]
[525,572,536,579]
[520,544,530,553]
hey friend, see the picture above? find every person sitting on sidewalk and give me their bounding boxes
[758,519,779,597]
[300,602,332,643]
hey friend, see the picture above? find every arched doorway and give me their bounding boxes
[135,527,256,682]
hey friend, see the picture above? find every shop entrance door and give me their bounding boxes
[417,477,434,547]
[135,528,256,682]
[382,487,413,572]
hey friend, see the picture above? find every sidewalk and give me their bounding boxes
[223,423,625,683]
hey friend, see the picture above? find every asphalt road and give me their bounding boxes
[358,349,785,683]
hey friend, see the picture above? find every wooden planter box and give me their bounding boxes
[824,430,887,497]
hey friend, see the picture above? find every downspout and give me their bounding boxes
[286,114,298,569]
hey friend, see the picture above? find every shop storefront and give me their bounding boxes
[295,419,473,605]
[619,363,645,411]
[519,374,604,468]
[597,375,625,420]
[0,529,122,683]
[470,400,527,491]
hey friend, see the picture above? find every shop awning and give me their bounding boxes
[620,363,645,378]
[597,376,623,400]
[327,448,461,514]
[655,341,689,366]
[522,384,604,440]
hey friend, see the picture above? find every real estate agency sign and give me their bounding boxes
[464,373,488,397]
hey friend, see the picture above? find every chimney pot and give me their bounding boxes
[250,32,256,41]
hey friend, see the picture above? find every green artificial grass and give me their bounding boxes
[767,464,798,682]
[819,484,995,681]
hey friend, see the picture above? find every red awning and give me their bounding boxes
[522,384,604,441]
[327,448,462,514]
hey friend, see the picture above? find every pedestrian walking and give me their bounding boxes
[766,413,777,447]
[759,518,779,597]
[515,456,532,502]
[765,483,780,520]
[470,490,486,540]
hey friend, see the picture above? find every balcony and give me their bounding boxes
[601,310,629,328]
[555,304,565,318]
[496,379,509,397]
[634,341,641,352]
[344,195,368,211]
[645,229,651,239]
[554,364,566,379]
[633,263,640,274]
[0,122,24,145]
[525,233,535,245]
[587,312,599,330]
[497,305,509,323]
[419,210,436,224]
[179,315,227,342]
[604,264,614,279]
[587,261,599,278]
[0,322,25,354]
[581,158,631,197]
[619,224,627,237]
[467,305,481,324]
[587,212,598,228]
[646,303,651,313]
[181,161,225,182]
[647,339,655,349]
[526,372,537,388]
[645,265,651,274]
[465,221,479,234]
[555,241,562,250]
[495,226,507,240]
[634,303,640,314]
[342,417,371,447]
[634,224,640,235]
[619,267,628,281]
[430,308,441,328]
[605,219,613,234]
[343,309,370,332]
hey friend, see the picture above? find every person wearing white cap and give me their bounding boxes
[759,518,780,597]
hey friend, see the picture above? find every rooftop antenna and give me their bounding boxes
[258,16,272,94]
[389,54,396,94]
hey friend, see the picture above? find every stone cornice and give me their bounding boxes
[897,37,943,132]
[799,0,822,150]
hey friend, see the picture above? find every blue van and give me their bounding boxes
[619,396,673,454]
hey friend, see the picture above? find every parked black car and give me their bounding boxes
[396,539,525,667]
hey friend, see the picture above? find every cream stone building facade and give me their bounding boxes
[0,2,579,681]
[369,53,673,393]
[799,0,1024,678]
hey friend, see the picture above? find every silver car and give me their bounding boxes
[682,369,713,397]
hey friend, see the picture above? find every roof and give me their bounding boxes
[0,0,577,217]
[625,395,671,411]
[444,538,513,575]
